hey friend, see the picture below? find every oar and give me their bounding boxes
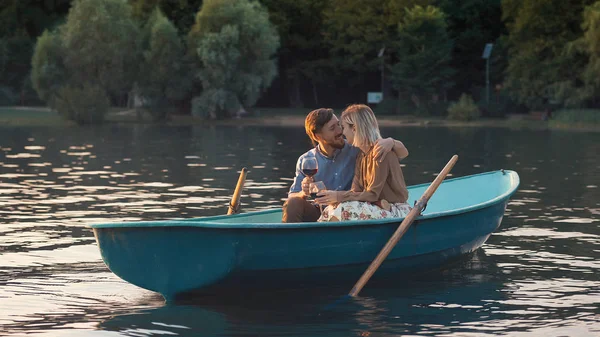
[227,167,248,215]
[347,154,459,297]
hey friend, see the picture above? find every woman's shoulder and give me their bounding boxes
[377,151,400,166]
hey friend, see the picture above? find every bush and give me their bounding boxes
[447,94,480,121]
[53,84,110,124]
[191,89,240,119]
[552,109,600,124]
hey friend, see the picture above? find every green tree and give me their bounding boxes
[189,0,279,119]
[259,0,330,107]
[391,5,454,113]
[502,0,595,109]
[129,0,203,34]
[568,1,600,107]
[323,0,431,75]
[30,30,67,107]
[137,9,191,120]
[31,0,141,124]
[0,0,72,104]
[437,0,504,98]
[61,0,140,97]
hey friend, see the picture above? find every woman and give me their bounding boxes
[315,104,411,221]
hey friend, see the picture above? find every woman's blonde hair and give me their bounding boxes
[341,104,381,148]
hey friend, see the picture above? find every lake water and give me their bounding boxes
[1,124,599,336]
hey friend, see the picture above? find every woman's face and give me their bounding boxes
[342,120,355,145]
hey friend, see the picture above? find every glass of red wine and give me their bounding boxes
[301,157,318,178]
[309,181,326,199]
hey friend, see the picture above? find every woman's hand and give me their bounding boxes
[314,190,341,205]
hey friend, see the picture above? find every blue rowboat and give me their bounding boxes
[90,170,519,301]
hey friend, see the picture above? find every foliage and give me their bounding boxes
[130,0,203,34]
[31,30,67,107]
[502,0,596,109]
[437,0,504,96]
[448,93,480,121]
[31,0,141,124]
[137,9,191,120]
[0,0,72,101]
[189,0,279,119]
[565,1,600,107]
[552,109,600,124]
[323,0,432,74]
[53,83,110,124]
[391,5,454,109]
[61,0,141,96]
[258,0,330,107]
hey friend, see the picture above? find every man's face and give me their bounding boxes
[315,115,345,149]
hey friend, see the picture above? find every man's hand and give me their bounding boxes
[373,137,408,162]
[301,176,314,197]
[373,137,394,162]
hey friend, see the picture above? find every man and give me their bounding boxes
[282,108,409,222]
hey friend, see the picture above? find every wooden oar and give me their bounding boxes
[348,154,459,297]
[227,167,248,215]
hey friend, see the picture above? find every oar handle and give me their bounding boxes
[227,167,248,215]
[348,155,458,297]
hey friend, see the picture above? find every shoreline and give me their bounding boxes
[1,106,599,132]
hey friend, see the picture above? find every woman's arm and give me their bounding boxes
[316,154,392,204]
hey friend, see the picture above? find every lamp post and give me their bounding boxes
[378,46,385,99]
[482,43,494,106]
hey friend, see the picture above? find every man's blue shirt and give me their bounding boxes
[289,142,360,194]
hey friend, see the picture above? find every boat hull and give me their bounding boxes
[93,200,508,301]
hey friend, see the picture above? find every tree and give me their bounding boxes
[30,30,67,107]
[502,0,595,109]
[437,0,504,98]
[0,0,72,104]
[129,0,203,35]
[323,0,432,75]
[390,5,454,113]
[61,0,140,97]
[569,1,600,107]
[137,9,191,120]
[189,0,279,119]
[31,0,141,124]
[259,0,330,107]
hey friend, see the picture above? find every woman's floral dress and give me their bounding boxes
[318,201,411,222]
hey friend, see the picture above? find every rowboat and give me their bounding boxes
[90,170,519,301]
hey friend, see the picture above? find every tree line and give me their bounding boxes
[1,0,599,124]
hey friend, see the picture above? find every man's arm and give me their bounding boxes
[373,137,408,162]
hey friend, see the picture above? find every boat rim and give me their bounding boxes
[89,170,519,229]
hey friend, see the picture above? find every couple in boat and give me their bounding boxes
[283,104,411,223]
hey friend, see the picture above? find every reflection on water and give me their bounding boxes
[1,125,599,336]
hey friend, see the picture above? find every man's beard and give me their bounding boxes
[330,138,345,149]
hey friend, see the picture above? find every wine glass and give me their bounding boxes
[309,181,327,211]
[309,181,326,199]
[301,157,318,178]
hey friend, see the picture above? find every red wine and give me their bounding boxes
[302,168,318,177]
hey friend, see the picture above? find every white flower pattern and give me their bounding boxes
[318,201,412,222]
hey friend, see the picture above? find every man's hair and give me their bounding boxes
[305,108,334,146]
[341,104,381,148]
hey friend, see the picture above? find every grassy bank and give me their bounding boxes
[2,106,600,132]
